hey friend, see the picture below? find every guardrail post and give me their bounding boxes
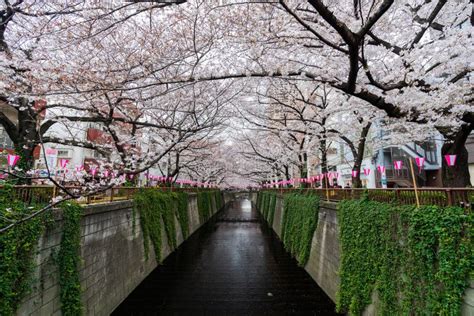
[446,189,453,206]
[395,189,401,203]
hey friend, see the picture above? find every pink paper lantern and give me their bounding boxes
[415,157,425,168]
[7,154,20,167]
[91,168,97,176]
[45,148,57,155]
[351,170,358,177]
[103,170,109,178]
[59,159,69,169]
[444,154,457,167]
[363,168,371,176]
[377,166,386,174]
[393,160,403,170]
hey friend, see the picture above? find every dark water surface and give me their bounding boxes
[113,198,340,315]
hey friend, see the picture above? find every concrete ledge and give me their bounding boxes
[258,194,472,315]
[16,191,223,316]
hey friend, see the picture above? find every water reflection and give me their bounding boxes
[241,199,252,213]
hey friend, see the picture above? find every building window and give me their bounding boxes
[57,150,70,157]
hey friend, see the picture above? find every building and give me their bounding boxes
[466,132,474,186]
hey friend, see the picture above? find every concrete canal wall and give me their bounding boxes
[257,193,474,316]
[17,192,225,316]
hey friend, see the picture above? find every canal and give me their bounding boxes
[113,198,340,315]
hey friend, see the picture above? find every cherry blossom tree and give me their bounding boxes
[154,1,472,186]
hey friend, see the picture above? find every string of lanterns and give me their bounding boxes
[259,154,459,188]
[2,154,218,188]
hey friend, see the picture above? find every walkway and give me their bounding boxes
[113,198,339,315]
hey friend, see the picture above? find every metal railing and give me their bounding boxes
[2,185,473,208]
[261,188,474,208]
[0,185,218,205]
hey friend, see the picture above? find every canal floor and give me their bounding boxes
[113,198,340,315]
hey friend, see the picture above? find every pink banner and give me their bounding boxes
[7,154,20,167]
[351,170,358,177]
[415,157,425,174]
[46,148,57,155]
[363,168,371,176]
[393,160,403,170]
[444,154,457,167]
[59,159,69,168]
[377,165,386,174]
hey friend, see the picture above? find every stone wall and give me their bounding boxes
[17,192,223,316]
[259,194,473,315]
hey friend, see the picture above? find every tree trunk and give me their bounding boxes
[352,165,362,188]
[299,153,308,188]
[13,144,34,184]
[320,139,328,188]
[284,165,290,183]
[352,123,371,188]
[441,124,472,187]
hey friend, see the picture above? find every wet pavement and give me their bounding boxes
[112,198,340,315]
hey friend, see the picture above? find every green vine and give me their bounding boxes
[281,192,319,266]
[215,191,224,210]
[267,193,277,227]
[261,193,269,219]
[197,191,213,223]
[175,192,189,239]
[57,201,83,316]
[337,199,473,315]
[134,190,194,262]
[256,192,262,210]
[135,190,170,262]
[257,191,277,227]
[0,185,49,315]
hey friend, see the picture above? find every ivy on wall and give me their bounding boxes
[0,185,49,315]
[257,192,262,211]
[134,189,222,262]
[215,191,224,210]
[197,191,213,222]
[281,193,319,266]
[267,193,277,227]
[135,190,186,262]
[57,201,83,316]
[175,192,189,239]
[257,191,277,228]
[0,187,84,316]
[337,199,473,315]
